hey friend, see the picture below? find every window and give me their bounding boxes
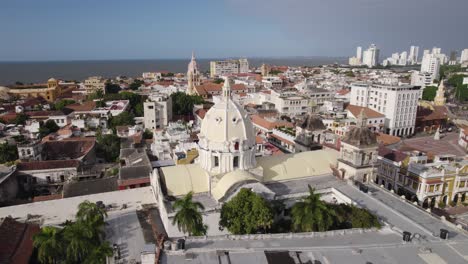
[214,156,219,167]
[233,156,239,168]
[234,142,239,150]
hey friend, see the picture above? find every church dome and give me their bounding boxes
[198,78,256,175]
[199,81,255,148]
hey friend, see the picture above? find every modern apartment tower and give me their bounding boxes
[362,44,380,68]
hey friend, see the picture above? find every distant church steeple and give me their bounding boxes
[187,51,201,95]
[433,79,446,106]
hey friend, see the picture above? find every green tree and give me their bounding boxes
[219,188,274,234]
[172,191,207,236]
[291,186,335,232]
[129,79,145,90]
[171,92,205,116]
[33,226,64,264]
[63,222,93,262]
[54,99,75,110]
[213,78,224,84]
[96,134,120,162]
[345,71,355,77]
[105,83,121,94]
[422,86,438,101]
[109,111,135,128]
[13,113,29,125]
[0,142,19,163]
[83,242,113,264]
[328,204,381,229]
[269,70,283,75]
[39,120,60,138]
[33,201,112,264]
[143,129,153,139]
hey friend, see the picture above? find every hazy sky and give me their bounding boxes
[1,0,467,61]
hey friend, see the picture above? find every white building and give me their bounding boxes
[356,46,362,62]
[187,52,201,95]
[421,53,441,81]
[409,46,419,65]
[460,49,468,64]
[269,89,310,116]
[350,82,421,136]
[143,93,172,130]
[210,58,249,78]
[411,71,433,90]
[362,44,380,68]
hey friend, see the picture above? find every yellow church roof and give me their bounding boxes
[161,164,209,197]
[211,170,259,201]
[257,148,339,182]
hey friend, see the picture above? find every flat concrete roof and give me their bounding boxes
[0,187,156,226]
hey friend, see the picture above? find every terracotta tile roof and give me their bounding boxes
[25,110,65,118]
[378,145,408,162]
[417,105,448,121]
[346,104,385,119]
[42,138,96,160]
[195,109,207,119]
[256,136,265,144]
[64,101,96,112]
[195,82,247,95]
[17,160,80,171]
[0,217,40,264]
[376,132,401,146]
[251,115,293,131]
[118,177,150,187]
[336,89,350,95]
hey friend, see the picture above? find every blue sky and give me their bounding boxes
[1,0,467,61]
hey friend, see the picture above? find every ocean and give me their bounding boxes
[0,57,346,85]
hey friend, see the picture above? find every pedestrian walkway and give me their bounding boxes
[337,184,468,241]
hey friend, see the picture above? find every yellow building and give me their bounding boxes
[6,78,62,102]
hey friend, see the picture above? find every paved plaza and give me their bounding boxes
[400,132,466,157]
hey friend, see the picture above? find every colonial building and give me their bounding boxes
[2,78,62,102]
[151,77,341,237]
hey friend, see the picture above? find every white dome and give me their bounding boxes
[199,99,255,147]
[197,78,256,175]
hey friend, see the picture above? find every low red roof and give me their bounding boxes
[195,109,207,119]
[0,217,40,264]
[17,160,80,171]
[119,177,150,187]
[346,105,385,119]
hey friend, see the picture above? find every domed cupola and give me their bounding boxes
[198,77,256,175]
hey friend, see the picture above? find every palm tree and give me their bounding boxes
[33,226,64,264]
[172,191,206,236]
[63,222,93,263]
[83,241,113,264]
[291,185,335,232]
[76,200,107,243]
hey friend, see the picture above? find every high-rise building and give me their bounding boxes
[460,49,468,64]
[409,46,419,64]
[423,49,430,57]
[210,58,249,78]
[362,44,379,68]
[350,82,421,137]
[356,46,362,61]
[187,52,201,95]
[399,51,408,66]
[421,53,441,81]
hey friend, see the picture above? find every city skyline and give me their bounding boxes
[1,0,467,61]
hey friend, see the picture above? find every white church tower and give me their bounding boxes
[197,77,257,175]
